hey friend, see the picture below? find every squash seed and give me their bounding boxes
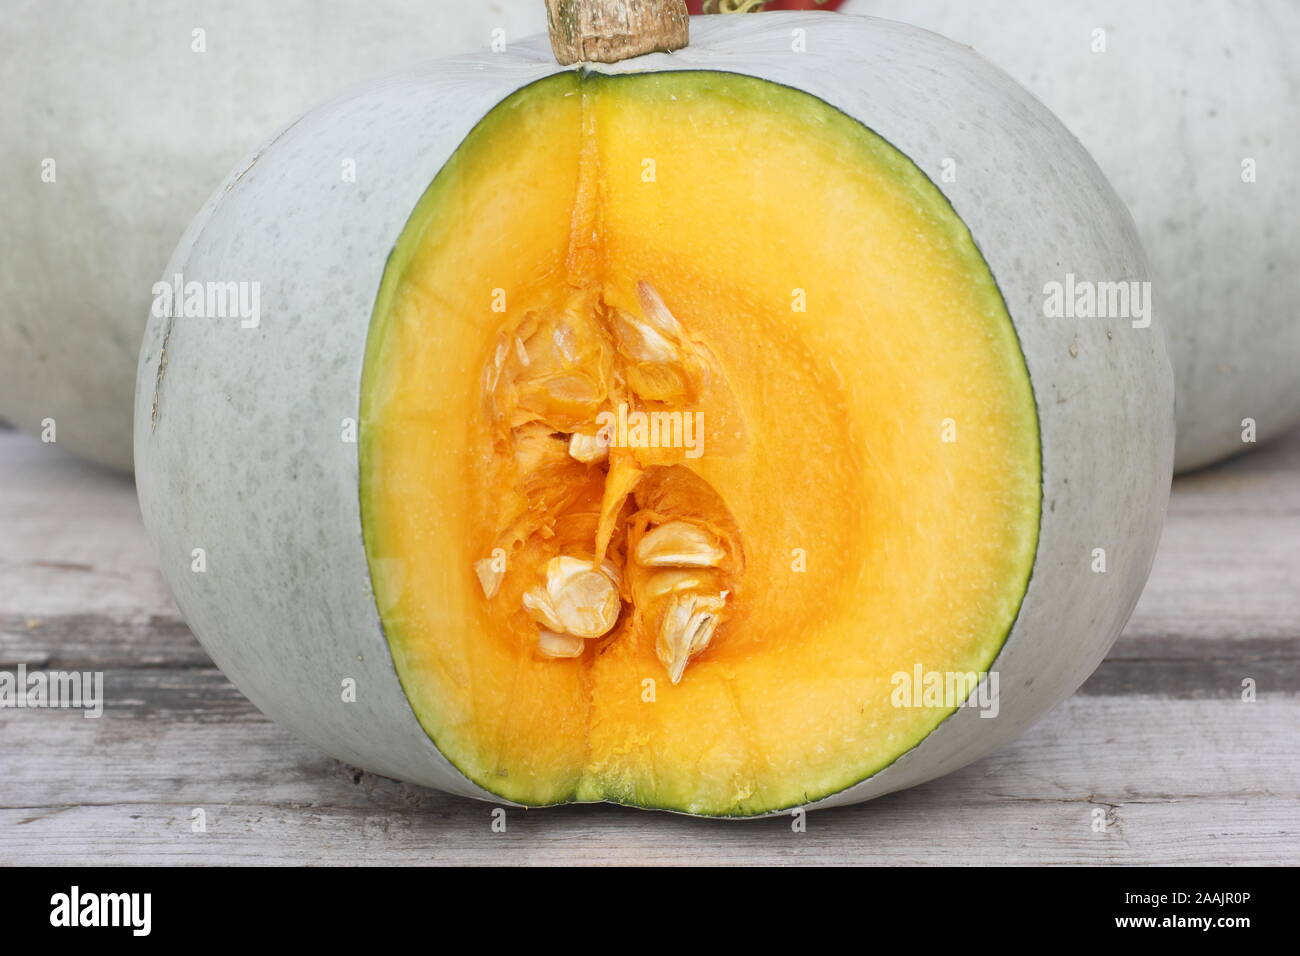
[635,520,725,568]
[474,558,503,599]
[611,308,679,364]
[537,629,585,659]
[642,568,715,600]
[545,556,621,638]
[522,586,566,633]
[568,431,609,464]
[626,362,690,402]
[636,281,685,339]
[657,591,726,685]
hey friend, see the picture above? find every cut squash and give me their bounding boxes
[135,12,1173,818]
[360,71,1040,814]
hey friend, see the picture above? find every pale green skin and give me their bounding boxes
[135,14,1173,815]
[0,0,545,471]
[850,0,1300,472]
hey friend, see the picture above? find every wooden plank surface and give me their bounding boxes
[1,424,1297,865]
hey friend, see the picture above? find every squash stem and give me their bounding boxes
[544,0,689,65]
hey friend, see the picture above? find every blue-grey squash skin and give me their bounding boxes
[135,14,1174,814]
[0,0,546,472]
[851,0,1300,473]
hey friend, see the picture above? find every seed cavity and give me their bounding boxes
[480,281,744,683]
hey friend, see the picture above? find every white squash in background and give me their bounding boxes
[847,0,1300,472]
[135,13,1172,813]
[0,0,545,472]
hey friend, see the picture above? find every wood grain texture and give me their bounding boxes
[1,428,1298,864]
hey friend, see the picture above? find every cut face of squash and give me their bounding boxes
[359,70,1041,815]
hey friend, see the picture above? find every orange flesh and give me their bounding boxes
[361,71,1040,815]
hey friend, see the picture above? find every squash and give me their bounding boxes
[0,0,546,472]
[135,5,1173,815]
[847,0,1300,472]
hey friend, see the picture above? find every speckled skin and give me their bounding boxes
[0,0,546,472]
[135,14,1174,814]
[851,0,1300,472]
